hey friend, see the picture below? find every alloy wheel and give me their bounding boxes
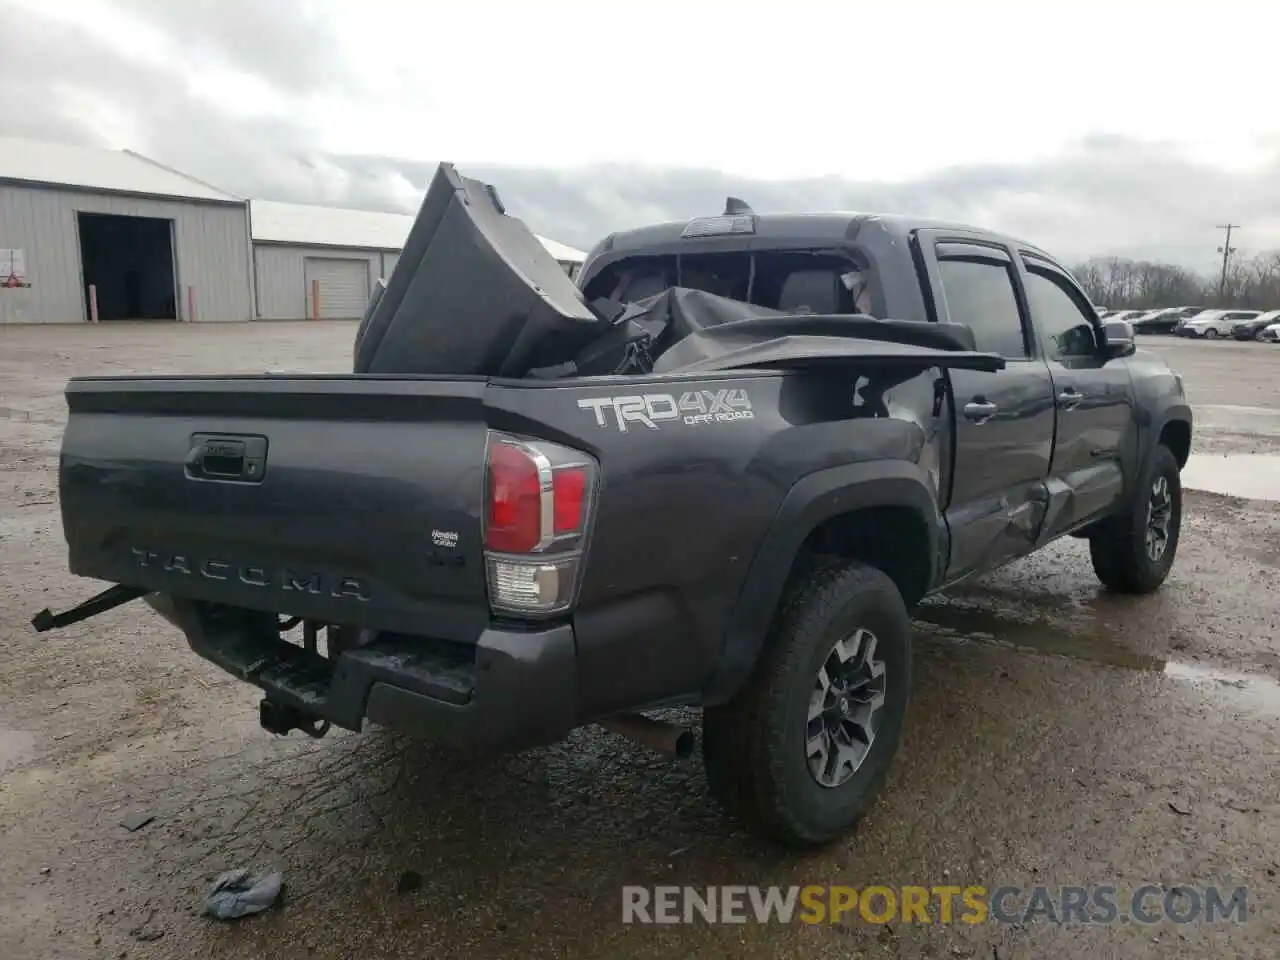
[806,628,887,788]
[1145,475,1173,562]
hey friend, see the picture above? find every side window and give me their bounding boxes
[936,257,1028,357]
[1022,267,1099,359]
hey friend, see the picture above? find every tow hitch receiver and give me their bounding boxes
[259,698,331,739]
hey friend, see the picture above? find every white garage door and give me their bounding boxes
[304,258,369,319]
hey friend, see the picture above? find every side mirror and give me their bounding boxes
[1101,318,1136,358]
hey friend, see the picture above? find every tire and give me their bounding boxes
[702,560,912,848]
[1203,328,1218,339]
[1089,444,1182,593]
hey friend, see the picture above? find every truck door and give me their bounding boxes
[921,238,1057,581]
[1016,252,1134,538]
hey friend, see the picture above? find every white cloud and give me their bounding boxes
[2,0,1278,271]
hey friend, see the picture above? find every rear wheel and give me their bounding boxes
[1204,328,1218,339]
[702,560,911,847]
[1089,444,1182,593]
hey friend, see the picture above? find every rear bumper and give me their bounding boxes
[362,627,578,749]
[149,595,578,751]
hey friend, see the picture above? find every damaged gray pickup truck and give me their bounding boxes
[35,163,1193,848]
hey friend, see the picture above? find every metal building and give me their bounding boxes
[0,136,253,324]
[250,199,587,321]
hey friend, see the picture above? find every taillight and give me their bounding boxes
[485,441,545,553]
[552,466,587,534]
[483,432,597,617]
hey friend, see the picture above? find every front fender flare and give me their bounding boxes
[1140,402,1193,487]
[702,460,945,704]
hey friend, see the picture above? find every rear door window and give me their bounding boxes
[935,255,1029,358]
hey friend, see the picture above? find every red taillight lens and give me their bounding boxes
[485,441,543,553]
[483,432,596,616]
[553,466,587,534]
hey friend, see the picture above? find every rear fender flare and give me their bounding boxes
[702,460,944,704]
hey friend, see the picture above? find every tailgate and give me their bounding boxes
[59,375,491,641]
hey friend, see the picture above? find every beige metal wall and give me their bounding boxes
[253,244,383,320]
[0,183,253,323]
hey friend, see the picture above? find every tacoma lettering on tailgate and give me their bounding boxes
[130,548,370,601]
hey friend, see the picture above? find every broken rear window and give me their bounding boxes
[583,251,877,316]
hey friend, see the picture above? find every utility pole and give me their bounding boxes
[1216,223,1239,304]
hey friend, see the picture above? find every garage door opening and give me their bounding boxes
[77,213,177,321]
[305,257,370,320]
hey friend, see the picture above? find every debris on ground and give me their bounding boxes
[119,810,154,832]
[396,870,423,894]
[128,907,163,941]
[204,868,284,920]
[1168,800,1193,816]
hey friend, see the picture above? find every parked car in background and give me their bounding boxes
[1138,306,1204,335]
[1132,308,1178,333]
[1230,309,1280,340]
[1106,309,1144,325]
[1259,321,1280,342]
[1177,309,1261,338]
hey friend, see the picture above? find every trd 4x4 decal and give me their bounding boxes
[578,389,754,432]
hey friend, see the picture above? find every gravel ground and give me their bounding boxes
[1,325,1277,960]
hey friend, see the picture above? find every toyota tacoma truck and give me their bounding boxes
[34,164,1192,848]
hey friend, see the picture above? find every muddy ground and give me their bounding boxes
[1,325,1277,960]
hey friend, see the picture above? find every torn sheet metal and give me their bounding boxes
[353,163,602,377]
[652,313,993,374]
[353,161,1002,381]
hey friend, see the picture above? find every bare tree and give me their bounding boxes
[1071,251,1280,310]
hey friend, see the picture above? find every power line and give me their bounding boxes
[1216,223,1240,301]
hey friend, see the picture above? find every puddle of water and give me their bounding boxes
[914,599,1166,672]
[1195,404,1280,417]
[917,598,1280,714]
[1163,661,1280,715]
[1182,453,1280,501]
[0,728,36,774]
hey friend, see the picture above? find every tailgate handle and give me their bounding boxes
[186,434,268,482]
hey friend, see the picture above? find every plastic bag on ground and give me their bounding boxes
[204,868,284,920]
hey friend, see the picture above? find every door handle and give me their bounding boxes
[1057,388,1083,410]
[186,433,268,482]
[963,400,998,424]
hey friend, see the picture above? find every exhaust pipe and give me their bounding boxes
[598,713,696,760]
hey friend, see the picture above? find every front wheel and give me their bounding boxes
[1089,444,1182,593]
[702,560,912,848]
[1203,328,1218,339]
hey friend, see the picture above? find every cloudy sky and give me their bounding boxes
[3,0,1278,270]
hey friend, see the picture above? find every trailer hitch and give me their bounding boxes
[31,585,150,633]
[259,699,330,739]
